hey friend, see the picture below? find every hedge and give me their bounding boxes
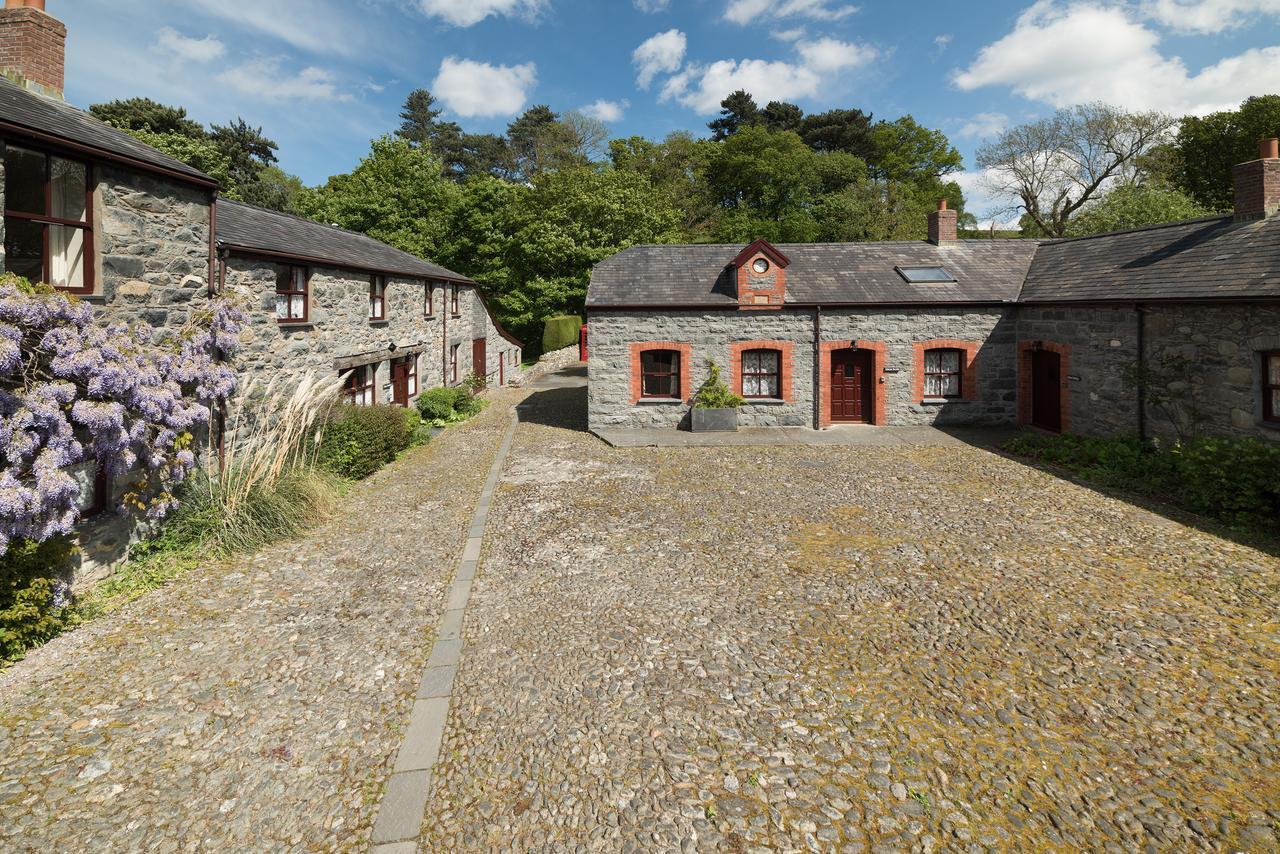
[415,386,484,426]
[317,405,416,480]
[542,315,583,355]
[2,536,76,662]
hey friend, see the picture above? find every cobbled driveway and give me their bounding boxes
[0,386,528,852]
[423,379,1280,852]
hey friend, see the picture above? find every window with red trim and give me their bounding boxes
[276,266,308,323]
[450,343,460,384]
[3,144,94,293]
[369,275,386,321]
[1264,351,1280,423]
[641,350,681,399]
[343,364,376,406]
[451,284,460,315]
[923,348,963,399]
[741,349,781,398]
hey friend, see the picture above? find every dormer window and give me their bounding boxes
[896,266,956,283]
[732,239,790,309]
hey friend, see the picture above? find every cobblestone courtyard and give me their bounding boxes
[2,372,1278,852]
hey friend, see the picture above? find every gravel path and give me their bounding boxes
[422,381,1280,852]
[0,386,528,852]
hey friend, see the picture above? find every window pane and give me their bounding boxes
[1269,355,1280,386]
[642,373,675,397]
[940,350,961,373]
[290,295,305,319]
[642,351,675,373]
[925,373,945,397]
[50,157,87,221]
[941,374,960,397]
[48,225,85,289]
[6,146,45,215]
[4,217,43,282]
[1273,389,1280,414]
[276,294,289,319]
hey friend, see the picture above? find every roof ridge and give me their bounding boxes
[1039,214,1234,245]
[218,198,413,249]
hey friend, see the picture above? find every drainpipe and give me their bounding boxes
[1136,303,1147,445]
[442,287,449,386]
[813,305,823,431]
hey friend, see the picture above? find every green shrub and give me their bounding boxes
[1,537,77,662]
[415,386,484,427]
[1004,433,1280,534]
[317,405,415,480]
[693,361,746,410]
[542,315,583,354]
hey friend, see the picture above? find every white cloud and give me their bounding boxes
[432,57,537,117]
[219,60,354,102]
[773,27,808,42]
[581,99,629,122]
[633,29,688,89]
[953,169,1023,229]
[1143,0,1280,33]
[662,37,878,113]
[185,0,355,55]
[953,1,1280,115]
[724,0,859,24]
[416,0,546,27]
[634,0,670,10]
[934,34,953,48]
[957,111,1009,139]
[154,27,225,63]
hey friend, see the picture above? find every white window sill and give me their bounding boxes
[920,397,969,406]
[635,398,684,406]
[743,398,787,405]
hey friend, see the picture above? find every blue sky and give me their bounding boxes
[58,0,1280,219]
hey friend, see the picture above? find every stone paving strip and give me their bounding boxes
[420,380,1280,852]
[369,413,519,851]
[0,385,529,852]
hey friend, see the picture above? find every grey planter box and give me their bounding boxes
[690,407,738,432]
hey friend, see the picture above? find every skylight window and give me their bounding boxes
[896,265,956,283]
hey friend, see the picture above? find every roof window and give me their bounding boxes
[896,265,956,283]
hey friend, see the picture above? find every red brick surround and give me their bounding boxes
[629,341,692,404]
[1017,340,1072,432]
[818,340,887,428]
[735,251,786,310]
[912,339,980,403]
[727,340,796,402]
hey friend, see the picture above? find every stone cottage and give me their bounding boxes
[587,141,1280,444]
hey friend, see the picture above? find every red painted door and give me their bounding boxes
[1031,350,1062,432]
[472,338,487,383]
[391,359,410,407]
[499,352,505,386]
[831,349,874,423]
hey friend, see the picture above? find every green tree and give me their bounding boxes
[609,132,715,238]
[396,88,445,148]
[209,118,279,186]
[1064,184,1215,236]
[762,101,804,133]
[89,97,204,137]
[869,116,963,182]
[708,90,761,140]
[800,107,875,159]
[119,127,236,193]
[507,105,583,179]
[1170,95,1280,210]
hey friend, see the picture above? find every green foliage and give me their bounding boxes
[317,405,416,480]
[1,537,76,662]
[1003,434,1280,533]
[122,127,237,191]
[1065,184,1216,236]
[693,361,746,410]
[89,97,204,137]
[1170,95,1280,210]
[542,315,583,354]
[415,387,484,427]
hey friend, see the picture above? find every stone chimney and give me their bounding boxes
[0,0,64,99]
[928,199,957,244]
[1233,137,1280,222]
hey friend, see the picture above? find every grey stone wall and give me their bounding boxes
[822,307,1016,426]
[587,307,1016,430]
[1015,305,1140,438]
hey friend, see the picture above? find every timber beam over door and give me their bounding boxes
[334,343,429,372]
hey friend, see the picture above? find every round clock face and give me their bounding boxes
[752,258,770,274]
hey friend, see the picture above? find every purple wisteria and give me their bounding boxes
[0,275,246,553]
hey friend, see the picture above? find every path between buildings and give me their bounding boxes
[0,380,536,852]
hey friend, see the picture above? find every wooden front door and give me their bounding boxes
[391,358,411,407]
[498,352,505,386]
[1031,350,1062,432]
[831,348,874,423]
[472,338,487,382]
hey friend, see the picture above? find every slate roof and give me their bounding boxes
[587,240,1041,307]
[1021,214,1280,302]
[217,200,475,283]
[0,77,215,186]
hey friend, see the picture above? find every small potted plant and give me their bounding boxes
[690,360,745,432]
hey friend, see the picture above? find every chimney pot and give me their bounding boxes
[937,199,948,211]
[1262,137,1279,161]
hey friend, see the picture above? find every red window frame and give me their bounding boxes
[1264,351,1280,424]
[276,265,309,323]
[451,283,460,315]
[369,275,386,321]
[401,354,418,398]
[741,348,782,399]
[640,349,682,399]
[424,281,434,317]
[450,343,460,384]
[3,143,95,294]
[923,348,963,399]
[343,364,376,405]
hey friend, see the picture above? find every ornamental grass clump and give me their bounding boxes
[0,274,245,554]
[692,361,745,409]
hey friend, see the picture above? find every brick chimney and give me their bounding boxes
[1233,137,1280,222]
[928,198,957,244]
[0,0,64,100]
